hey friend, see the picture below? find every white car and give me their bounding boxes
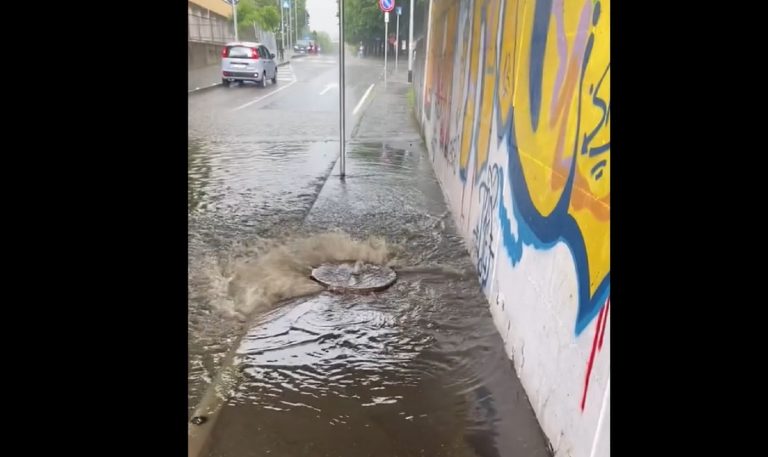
[221,42,278,88]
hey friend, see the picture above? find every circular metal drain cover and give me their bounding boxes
[311,262,397,293]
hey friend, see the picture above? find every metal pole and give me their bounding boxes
[395,11,400,71]
[288,0,296,49]
[281,3,286,60]
[421,0,433,125]
[232,0,239,41]
[408,0,414,82]
[384,14,388,86]
[339,0,346,178]
[294,0,299,44]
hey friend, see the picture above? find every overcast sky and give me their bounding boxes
[306,0,339,41]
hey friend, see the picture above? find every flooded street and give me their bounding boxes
[189,56,550,457]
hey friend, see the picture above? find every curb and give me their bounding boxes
[188,81,222,95]
[350,83,380,139]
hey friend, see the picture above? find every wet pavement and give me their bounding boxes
[189,56,551,457]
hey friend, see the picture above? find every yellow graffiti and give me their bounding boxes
[455,0,505,181]
[424,0,610,310]
[497,0,524,132]
[425,0,458,150]
[424,0,455,114]
[570,0,610,295]
[511,0,610,301]
[476,0,501,176]
[451,5,471,156]
[514,0,577,216]
[458,0,485,177]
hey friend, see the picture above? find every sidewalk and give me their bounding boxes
[385,58,412,84]
[194,68,553,457]
[188,51,301,93]
[352,67,420,142]
[301,78,552,457]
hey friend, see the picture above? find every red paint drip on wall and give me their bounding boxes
[598,298,609,350]
[580,298,610,411]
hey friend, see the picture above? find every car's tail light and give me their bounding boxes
[221,47,228,57]
[251,48,260,59]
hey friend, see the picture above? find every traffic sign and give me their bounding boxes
[384,11,390,22]
[379,0,395,13]
[396,6,402,15]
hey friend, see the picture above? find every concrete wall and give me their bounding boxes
[189,41,223,70]
[414,1,610,456]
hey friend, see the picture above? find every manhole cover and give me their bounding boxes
[311,262,397,293]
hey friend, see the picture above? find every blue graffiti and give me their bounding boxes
[528,0,553,133]
[496,0,609,336]
[473,164,503,288]
[582,63,610,164]
[458,0,500,184]
[499,119,609,335]
[495,0,522,140]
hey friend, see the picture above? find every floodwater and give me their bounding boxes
[188,56,550,456]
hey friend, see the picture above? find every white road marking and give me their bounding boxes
[319,83,338,95]
[232,79,298,111]
[353,83,376,115]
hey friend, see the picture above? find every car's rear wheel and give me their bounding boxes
[222,79,230,87]
[259,72,267,88]
[272,69,277,84]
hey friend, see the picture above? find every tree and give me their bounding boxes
[312,30,332,52]
[254,6,280,32]
[342,0,428,45]
[237,0,294,35]
[236,0,259,30]
[343,0,384,44]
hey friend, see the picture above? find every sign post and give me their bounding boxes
[384,12,389,85]
[379,0,394,86]
[395,6,401,71]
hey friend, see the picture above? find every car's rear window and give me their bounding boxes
[226,46,257,59]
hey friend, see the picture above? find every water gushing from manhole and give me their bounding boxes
[311,261,397,292]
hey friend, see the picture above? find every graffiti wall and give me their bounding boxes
[418,0,609,456]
